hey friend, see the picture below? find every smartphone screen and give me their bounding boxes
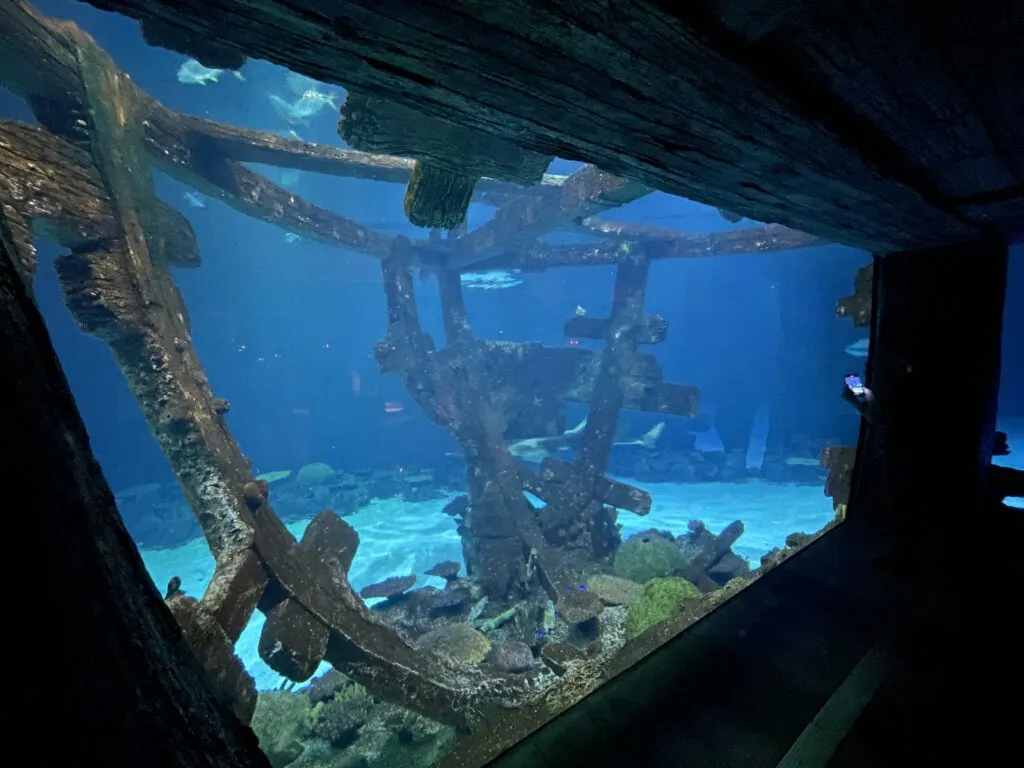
[844,373,866,397]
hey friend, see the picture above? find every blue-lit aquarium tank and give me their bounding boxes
[1,2,876,766]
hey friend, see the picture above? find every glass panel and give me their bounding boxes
[1,2,872,766]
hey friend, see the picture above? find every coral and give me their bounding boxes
[250,691,319,767]
[310,684,373,748]
[297,462,335,486]
[414,623,491,663]
[307,669,350,705]
[587,574,644,606]
[625,577,700,640]
[613,530,679,583]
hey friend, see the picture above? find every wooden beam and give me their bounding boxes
[448,165,651,269]
[80,0,1003,252]
[0,223,272,768]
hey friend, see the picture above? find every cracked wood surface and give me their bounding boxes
[82,0,1024,249]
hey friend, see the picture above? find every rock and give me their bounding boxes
[556,591,604,625]
[587,574,644,606]
[414,624,491,664]
[540,642,585,675]
[485,641,537,672]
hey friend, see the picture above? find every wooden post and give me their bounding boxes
[0,235,272,768]
[850,241,1007,561]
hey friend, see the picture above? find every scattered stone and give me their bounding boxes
[557,590,604,625]
[587,574,644,606]
[540,642,585,675]
[485,641,537,673]
[415,623,491,664]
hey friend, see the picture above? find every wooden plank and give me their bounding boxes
[78,0,1002,252]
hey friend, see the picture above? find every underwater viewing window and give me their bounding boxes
[0,2,881,766]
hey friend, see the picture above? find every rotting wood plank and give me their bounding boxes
[449,165,651,269]
[79,0,1009,251]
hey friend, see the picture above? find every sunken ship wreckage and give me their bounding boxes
[1,1,1021,767]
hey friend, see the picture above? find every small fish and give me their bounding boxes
[508,420,664,463]
[182,191,206,208]
[717,208,744,223]
[283,232,301,244]
[460,270,523,290]
[575,305,588,317]
[845,338,870,357]
[176,58,244,85]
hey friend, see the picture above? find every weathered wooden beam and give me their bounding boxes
[80,0,1007,252]
[527,458,652,516]
[836,263,873,327]
[565,314,668,344]
[449,165,651,269]
[340,91,553,229]
[0,219,272,768]
[487,223,825,271]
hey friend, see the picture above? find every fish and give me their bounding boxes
[688,403,724,453]
[283,232,301,244]
[176,58,244,85]
[182,191,206,208]
[507,420,665,463]
[460,270,523,290]
[269,88,339,124]
[845,337,870,357]
[717,208,744,223]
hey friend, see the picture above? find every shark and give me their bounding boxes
[507,419,665,463]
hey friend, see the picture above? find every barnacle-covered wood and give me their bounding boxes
[0,228,272,768]
[489,223,825,271]
[449,165,651,269]
[340,92,553,229]
[166,592,259,724]
[837,263,873,327]
[0,121,199,276]
[0,8,531,729]
[82,0,1022,250]
[822,445,857,511]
